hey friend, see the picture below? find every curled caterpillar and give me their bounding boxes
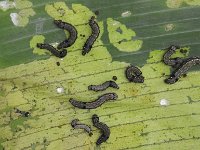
[82,16,100,55]
[54,20,77,49]
[125,65,144,83]
[88,81,119,92]
[163,45,184,67]
[69,93,118,109]
[37,43,67,58]
[92,114,110,145]
[71,119,93,136]
[15,108,30,117]
[165,56,200,84]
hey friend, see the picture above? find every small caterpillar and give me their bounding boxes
[82,16,100,55]
[69,93,118,109]
[37,43,67,58]
[163,45,184,67]
[92,114,110,145]
[88,81,119,92]
[15,108,30,117]
[71,119,93,136]
[165,56,200,84]
[54,20,77,49]
[125,65,144,83]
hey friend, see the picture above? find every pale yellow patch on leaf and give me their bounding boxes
[107,18,143,52]
[6,91,27,107]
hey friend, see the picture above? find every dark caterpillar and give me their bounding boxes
[37,43,67,58]
[125,65,144,83]
[54,20,77,49]
[71,119,93,136]
[88,81,119,92]
[165,56,200,84]
[15,108,30,117]
[92,114,110,145]
[69,93,118,109]
[163,45,184,67]
[82,16,100,55]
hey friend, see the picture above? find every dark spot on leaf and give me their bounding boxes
[116,27,123,34]
[180,49,187,54]
[182,74,187,77]
[94,10,99,15]
[56,62,60,66]
[112,76,117,81]
[43,138,47,143]
[140,132,149,136]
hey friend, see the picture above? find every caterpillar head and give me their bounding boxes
[82,44,92,55]
[58,49,67,58]
[165,76,178,84]
[37,43,45,49]
[24,112,30,117]
[71,119,79,128]
[92,114,99,124]
[54,20,65,28]
[169,45,180,51]
[107,93,118,100]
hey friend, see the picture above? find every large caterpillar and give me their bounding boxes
[37,43,67,58]
[165,56,200,84]
[82,16,100,55]
[88,81,119,92]
[15,108,30,117]
[163,45,184,67]
[71,119,93,136]
[69,93,118,109]
[54,20,77,49]
[92,114,110,145]
[125,65,144,83]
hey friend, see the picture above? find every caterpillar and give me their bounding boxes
[163,45,184,67]
[37,43,67,58]
[15,108,30,117]
[165,56,200,84]
[69,93,118,109]
[125,65,144,83]
[88,81,119,92]
[54,20,77,49]
[82,16,100,55]
[71,119,93,136]
[92,114,110,145]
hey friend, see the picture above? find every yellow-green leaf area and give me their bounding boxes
[0,1,15,11]
[107,18,143,52]
[147,47,189,63]
[45,2,94,25]
[45,2,103,52]
[0,2,200,150]
[14,0,33,9]
[18,8,35,18]
[11,8,36,27]
[166,0,200,8]
[30,35,47,55]
[0,43,199,149]
[184,0,200,6]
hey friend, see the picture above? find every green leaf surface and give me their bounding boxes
[0,0,200,149]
